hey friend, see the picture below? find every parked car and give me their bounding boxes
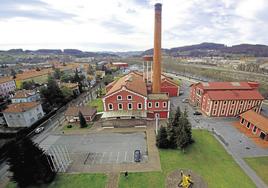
[34,127,45,134]
[182,98,189,103]
[193,111,202,115]
[134,150,141,162]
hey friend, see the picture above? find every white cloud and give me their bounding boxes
[0,0,267,51]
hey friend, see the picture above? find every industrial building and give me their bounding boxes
[102,3,179,119]
[189,81,264,117]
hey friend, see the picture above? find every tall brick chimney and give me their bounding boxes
[152,3,162,93]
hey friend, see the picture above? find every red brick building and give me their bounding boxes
[160,75,179,97]
[239,110,268,141]
[189,82,264,117]
[102,72,172,119]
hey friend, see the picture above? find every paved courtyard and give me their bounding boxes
[40,132,147,166]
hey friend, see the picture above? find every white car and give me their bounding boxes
[34,127,45,134]
[182,98,189,103]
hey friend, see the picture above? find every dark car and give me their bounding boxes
[134,150,141,162]
[193,111,202,115]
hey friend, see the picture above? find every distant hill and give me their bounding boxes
[0,49,118,58]
[141,43,268,57]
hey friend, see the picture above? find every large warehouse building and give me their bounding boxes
[189,81,264,117]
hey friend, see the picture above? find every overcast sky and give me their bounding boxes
[0,0,267,51]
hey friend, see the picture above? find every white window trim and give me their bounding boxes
[148,102,152,108]
[163,102,167,108]
[137,103,142,110]
[118,103,123,110]
[155,102,159,108]
[117,95,122,100]
[127,95,132,100]
[108,103,113,110]
[128,103,132,110]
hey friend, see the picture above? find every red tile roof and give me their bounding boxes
[207,90,264,100]
[65,106,97,117]
[240,110,268,133]
[13,90,36,99]
[196,82,255,90]
[0,77,14,84]
[106,72,147,96]
[3,102,40,113]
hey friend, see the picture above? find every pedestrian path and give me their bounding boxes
[106,172,119,188]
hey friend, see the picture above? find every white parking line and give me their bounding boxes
[116,151,119,163]
[100,152,105,164]
[91,153,96,165]
[124,151,127,162]
[108,152,113,163]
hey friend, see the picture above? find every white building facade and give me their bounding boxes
[0,77,16,97]
[11,90,40,103]
[3,102,44,127]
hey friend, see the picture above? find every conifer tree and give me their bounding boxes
[176,108,194,150]
[156,126,169,148]
[172,106,181,127]
[7,138,56,188]
[79,111,87,128]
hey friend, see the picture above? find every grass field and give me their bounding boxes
[88,98,103,112]
[62,123,92,131]
[245,156,268,185]
[6,173,107,188]
[119,130,256,188]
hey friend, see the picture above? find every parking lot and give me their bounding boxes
[40,132,147,166]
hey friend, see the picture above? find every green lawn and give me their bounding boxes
[245,156,268,185]
[62,123,92,131]
[88,98,103,112]
[6,173,107,188]
[119,130,256,188]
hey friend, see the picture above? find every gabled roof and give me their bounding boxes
[240,110,268,133]
[65,106,97,117]
[3,102,40,113]
[206,90,264,100]
[105,72,147,96]
[195,82,254,90]
[13,90,36,99]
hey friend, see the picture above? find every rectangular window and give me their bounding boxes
[224,101,227,105]
[155,102,159,108]
[163,102,167,108]
[232,101,235,105]
[253,126,257,134]
[117,95,122,100]
[148,102,152,108]
[247,122,250,129]
[215,101,218,105]
[241,118,244,124]
[118,103,123,110]
[137,103,142,109]
[128,103,132,110]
